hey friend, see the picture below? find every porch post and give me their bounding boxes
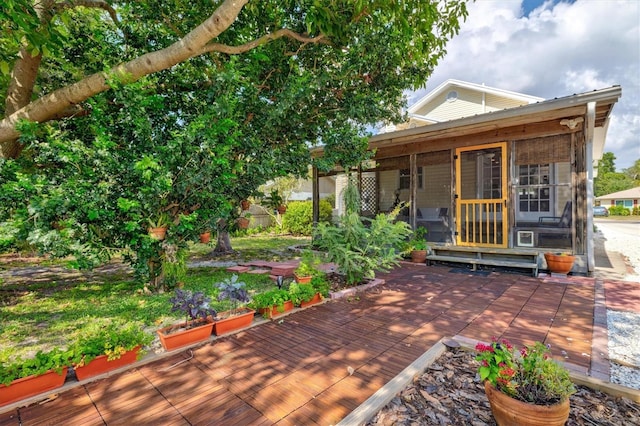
[410,153,417,229]
[312,166,320,228]
[585,102,596,274]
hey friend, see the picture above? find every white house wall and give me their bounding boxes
[412,89,532,123]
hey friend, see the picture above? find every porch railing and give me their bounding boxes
[458,200,506,247]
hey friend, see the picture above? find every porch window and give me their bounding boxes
[518,164,551,213]
[399,168,423,190]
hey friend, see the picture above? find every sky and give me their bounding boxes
[406,0,640,171]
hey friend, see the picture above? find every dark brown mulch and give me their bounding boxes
[367,349,640,426]
[325,272,370,292]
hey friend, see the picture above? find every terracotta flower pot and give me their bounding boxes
[241,200,251,210]
[74,347,141,381]
[276,205,287,214]
[300,293,323,308]
[294,273,312,284]
[258,301,294,318]
[544,252,575,274]
[157,318,214,351]
[237,217,250,229]
[148,226,168,240]
[411,249,427,263]
[0,368,68,407]
[484,381,570,426]
[199,232,211,244]
[213,308,255,335]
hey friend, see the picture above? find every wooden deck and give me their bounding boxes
[0,263,614,425]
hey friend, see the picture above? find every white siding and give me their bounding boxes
[412,89,532,123]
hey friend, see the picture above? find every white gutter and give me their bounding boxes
[586,101,596,274]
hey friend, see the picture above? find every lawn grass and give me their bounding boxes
[0,233,311,363]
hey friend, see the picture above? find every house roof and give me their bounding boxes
[407,79,543,115]
[368,86,621,161]
[596,187,640,200]
[312,85,621,176]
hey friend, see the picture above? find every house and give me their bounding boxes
[596,187,640,212]
[312,80,622,275]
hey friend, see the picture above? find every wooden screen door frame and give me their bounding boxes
[455,142,508,248]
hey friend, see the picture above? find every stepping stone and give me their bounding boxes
[271,266,296,277]
[226,266,250,273]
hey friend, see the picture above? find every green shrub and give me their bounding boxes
[608,205,630,216]
[314,211,411,285]
[632,206,640,216]
[282,200,332,236]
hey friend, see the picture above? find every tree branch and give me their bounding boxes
[0,0,250,158]
[55,0,121,27]
[197,29,328,55]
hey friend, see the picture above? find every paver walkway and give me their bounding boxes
[1,263,635,425]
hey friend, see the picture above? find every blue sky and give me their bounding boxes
[407,0,639,171]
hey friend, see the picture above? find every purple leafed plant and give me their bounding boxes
[169,289,216,325]
[216,274,250,316]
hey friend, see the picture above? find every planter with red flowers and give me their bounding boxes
[475,339,576,426]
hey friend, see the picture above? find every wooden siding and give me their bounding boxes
[412,89,532,122]
[485,93,531,111]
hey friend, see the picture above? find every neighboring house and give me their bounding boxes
[596,187,640,211]
[312,80,622,275]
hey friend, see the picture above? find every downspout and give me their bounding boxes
[585,102,596,274]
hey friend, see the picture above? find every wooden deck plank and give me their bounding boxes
[18,387,103,426]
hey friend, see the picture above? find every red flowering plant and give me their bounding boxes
[475,338,576,405]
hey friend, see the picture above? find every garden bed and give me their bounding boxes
[326,272,385,299]
[365,347,639,425]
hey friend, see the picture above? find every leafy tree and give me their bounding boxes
[623,159,640,182]
[0,1,469,290]
[597,152,617,175]
[595,152,638,196]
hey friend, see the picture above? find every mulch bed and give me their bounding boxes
[367,349,640,426]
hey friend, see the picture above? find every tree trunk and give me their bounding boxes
[213,219,234,254]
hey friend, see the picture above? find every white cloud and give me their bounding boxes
[417,0,640,170]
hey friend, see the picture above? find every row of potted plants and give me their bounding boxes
[1,254,327,408]
[0,319,153,407]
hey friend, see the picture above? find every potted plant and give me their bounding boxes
[213,274,254,335]
[266,189,287,214]
[290,274,330,307]
[408,226,429,263]
[250,288,294,318]
[236,213,251,230]
[294,250,319,284]
[157,289,217,351]
[544,252,576,274]
[240,199,251,211]
[475,338,576,426]
[199,231,211,243]
[148,213,171,240]
[71,319,152,381]
[0,348,70,406]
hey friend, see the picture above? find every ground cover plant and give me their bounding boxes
[0,266,274,364]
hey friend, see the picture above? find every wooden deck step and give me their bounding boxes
[426,247,539,277]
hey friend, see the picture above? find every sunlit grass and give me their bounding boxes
[0,268,276,361]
